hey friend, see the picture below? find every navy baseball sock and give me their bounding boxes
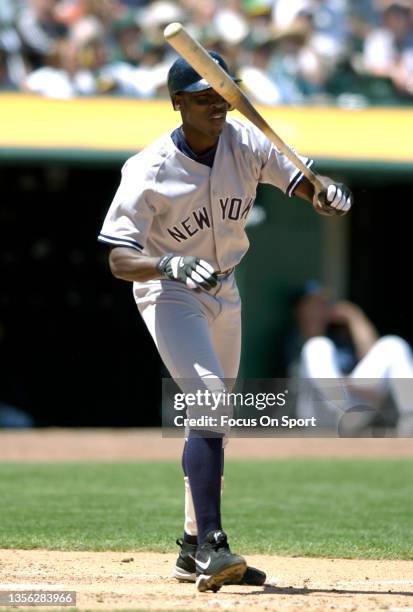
[183,533,198,545]
[182,443,224,478]
[183,433,223,545]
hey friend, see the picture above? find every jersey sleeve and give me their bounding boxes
[98,158,154,252]
[252,125,314,197]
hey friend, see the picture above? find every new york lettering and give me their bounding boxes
[219,197,254,221]
[167,197,254,243]
[167,205,211,242]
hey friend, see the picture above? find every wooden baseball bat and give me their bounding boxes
[164,22,323,192]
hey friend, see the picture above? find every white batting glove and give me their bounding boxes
[157,254,218,291]
[313,178,353,217]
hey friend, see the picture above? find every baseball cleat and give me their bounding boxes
[195,530,247,593]
[173,537,266,586]
[172,539,197,582]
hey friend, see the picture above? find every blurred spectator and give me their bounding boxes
[97,0,184,97]
[271,0,350,99]
[97,4,175,97]
[239,24,309,104]
[273,0,349,57]
[23,37,96,97]
[70,16,110,72]
[362,0,413,97]
[240,15,342,105]
[213,7,249,47]
[110,10,143,65]
[282,280,413,435]
[98,44,171,97]
[67,15,128,94]
[140,0,187,48]
[16,0,69,70]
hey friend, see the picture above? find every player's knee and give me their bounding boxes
[300,336,336,377]
[302,336,335,360]
[374,335,411,358]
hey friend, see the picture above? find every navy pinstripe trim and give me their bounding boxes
[287,159,314,197]
[98,233,143,251]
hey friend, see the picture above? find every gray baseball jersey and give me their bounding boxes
[98,116,312,427]
[98,116,313,272]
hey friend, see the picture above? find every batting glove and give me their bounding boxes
[313,178,353,217]
[157,254,218,291]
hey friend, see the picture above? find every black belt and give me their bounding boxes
[216,267,234,278]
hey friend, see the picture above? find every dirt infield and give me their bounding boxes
[1,549,412,612]
[0,427,413,461]
[0,429,412,611]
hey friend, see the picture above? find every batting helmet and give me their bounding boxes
[167,51,240,97]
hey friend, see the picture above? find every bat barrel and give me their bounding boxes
[164,22,183,40]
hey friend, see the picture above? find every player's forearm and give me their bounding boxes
[109,247,161,282]
[293,177,314,203]
[332,301,380,359]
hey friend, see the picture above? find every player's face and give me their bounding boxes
[175,88,231,141]
[295,294,331,338]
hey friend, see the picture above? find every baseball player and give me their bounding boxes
[98,52,353,593]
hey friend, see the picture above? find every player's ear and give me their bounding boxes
[172,94,181,111]
[227,103,235,111]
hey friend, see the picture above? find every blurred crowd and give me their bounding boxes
[1,0,413,105]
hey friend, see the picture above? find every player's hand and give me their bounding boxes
[156,254,218,291]
[330,300,363,323]
[313,176,353,217]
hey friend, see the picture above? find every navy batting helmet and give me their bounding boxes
[167,51,240,97]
